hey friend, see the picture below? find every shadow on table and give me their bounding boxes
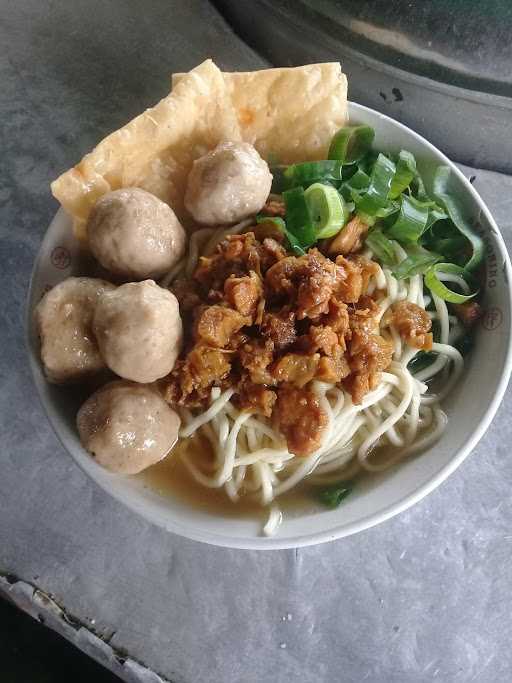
[0,598,119,683]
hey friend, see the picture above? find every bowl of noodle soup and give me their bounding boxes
[28,95,512,549]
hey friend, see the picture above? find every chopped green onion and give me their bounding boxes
[389,150,417,199]
[304,183,349,238]
[345,168,371,190]
[411,174,431,202]
[365,229,396,266]
[283,187,316,248]
[424,262,479,303]
[328,125,375,165]
[317,482,353,509]
[354,153,396,218]
[387,195,429,244]
[424,206,448,231]
[425,235,466,262]
[339,168,370,202]
[358,149,380,175]
[433,166,484,272]
[256,215,305,255]
[393,244,441,279]
[283,160,343,189]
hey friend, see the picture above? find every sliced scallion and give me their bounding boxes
[393,244,441,279]
[389,150,417,199]
[317,482,353,509]
[328,125,375,165]
[304,182,348,238]
[387,195,429,244]
[354,153,396,218]
[365,229,396,266]
[339,167,370,201]
[433,166,484,272]
[424,262,479,303]
[283,187,316,248]
[283,160,343,189]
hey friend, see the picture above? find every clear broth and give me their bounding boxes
[139,432,417,524]
[140,439,325,522]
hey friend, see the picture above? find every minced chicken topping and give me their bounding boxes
[163,228,432,456]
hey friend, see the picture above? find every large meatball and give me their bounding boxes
[77,381,180,474]
[35,277,115,383]
[93,280,182,383]
[86,188,186,280]
[185,141,272,225]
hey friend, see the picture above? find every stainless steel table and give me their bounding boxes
[2,2,512,681]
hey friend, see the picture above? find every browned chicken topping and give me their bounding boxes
[300,325,339,356]
[390,301,433,350]
[274,385,329,456]
[452,301,482,327]
[224,271,262,318]
[164,231,392,455]
[239,338,275,385]
[261,308,296,349]
[260,198,286,218]
[234,381,277,418]
[195,306,249,347]
[345,297,394,404]
[327,216,369,255]
[316,349,351,384]
[271,353,320,388]
[164,345,231,407]
[170,278,202,312]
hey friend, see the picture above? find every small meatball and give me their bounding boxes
[86,188,186,280]
[35,277,115,383]
[77,381,180,474]
[93,280,183,383]
[185,142,272,225]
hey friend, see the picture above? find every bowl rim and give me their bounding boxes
[26,100,512,550]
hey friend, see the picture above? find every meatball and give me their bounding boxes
[93,280,182,383]
[35,277,115,383]
[86,188,186,280]
[185,141,272,225]
[77,381,180,474]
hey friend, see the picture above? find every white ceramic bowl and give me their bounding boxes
[27,102,512,549]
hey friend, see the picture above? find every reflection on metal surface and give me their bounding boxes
[215,0,512,172]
